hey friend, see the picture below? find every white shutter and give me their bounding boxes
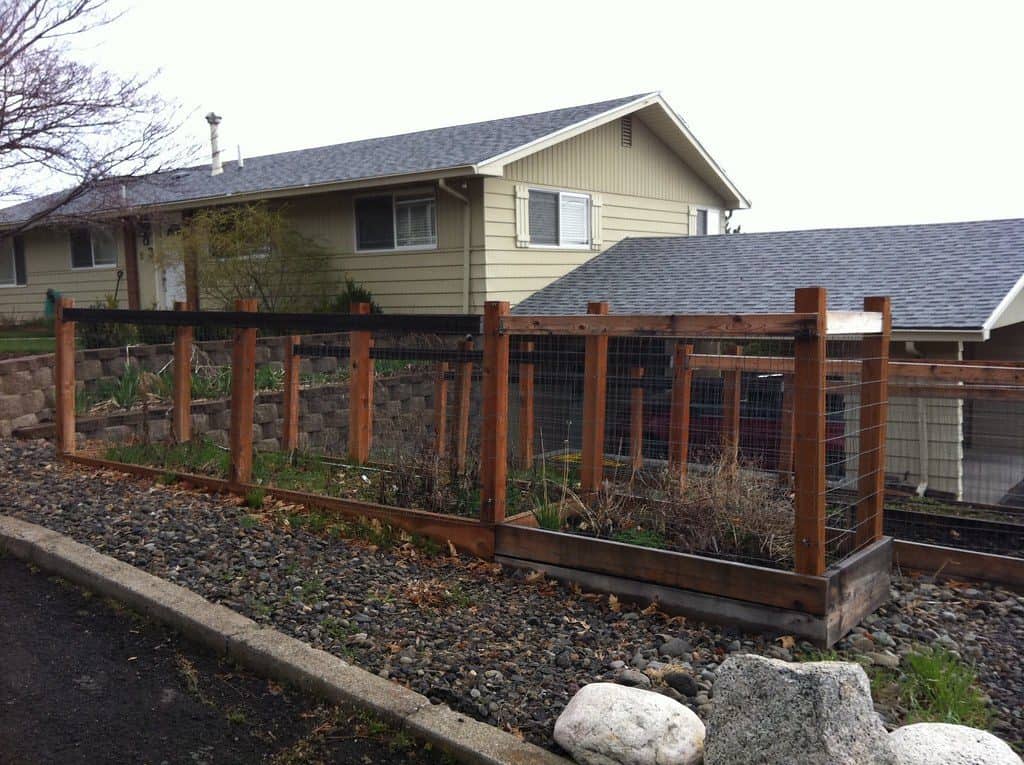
[706,208,721,235]
[688,207,699,237]
[589,193,603,250]
[514,184,530,247]
[559,193,589,246]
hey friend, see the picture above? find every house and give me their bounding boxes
[0,92,747,319]
[513,219,1024,504]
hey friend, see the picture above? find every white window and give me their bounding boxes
[70,226,118,268]
[0,236,26,287]
[355,192,437,251]
[528,189,591,248]
[692,207,721,236]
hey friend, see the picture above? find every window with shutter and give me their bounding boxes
[70,228,93,268]
[13,236,26,285]
[692,207,721,236]
[527,189,591,248]
[355,195,395,250]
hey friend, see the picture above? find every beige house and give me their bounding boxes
[0,93,747,319]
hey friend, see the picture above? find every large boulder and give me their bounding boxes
[705,654,896,765]
[553,682,704,765]
[890,723,1022,765]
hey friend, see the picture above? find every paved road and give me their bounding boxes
[0,556,443,764]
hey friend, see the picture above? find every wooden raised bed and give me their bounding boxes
[494,524,892,646]
[893,540,1024,592]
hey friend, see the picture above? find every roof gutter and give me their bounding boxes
[438,178,472,312]
[891,328,988,343]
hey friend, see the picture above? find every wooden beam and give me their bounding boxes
[855,297,892,550]
[630,366,644,474]
[228,298,258,486]
[721,344,743,462]
[281,334,301,452]
[172,301,192,443]
[517,340,535,470]
[433,361,450,458]
[580,302,609,492]
[667,343,694,484]
[778,372,795,480]
[825,310,883,335]
[889,383,1024,401]
[501,313,819,338]
[348,302,373,463]
[455,338,473,472]
[121,217,141,310]
[893,540,1024,592]
[480,301,510,524]
[793,287,828,576]
[54,297,76,456]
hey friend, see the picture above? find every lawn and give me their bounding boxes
[0,321,56,356]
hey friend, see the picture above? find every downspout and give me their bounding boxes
[438,178,471,313]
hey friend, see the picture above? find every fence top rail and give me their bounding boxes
[501,312,822,338]
[59,307,483,335]
[826,310,884,336]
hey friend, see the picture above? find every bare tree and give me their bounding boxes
[0,0,192,230]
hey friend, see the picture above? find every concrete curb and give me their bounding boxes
[0,516,569,765]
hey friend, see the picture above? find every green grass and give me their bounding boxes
[531,502,563,531]
[613,527,668,549]
[0,335,55,354]
[244,487,266,509]
[888,647,991,727]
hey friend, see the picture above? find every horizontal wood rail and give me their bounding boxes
[60,307,482,335]
[65,454,493,558]
[501,313,821,338]
[825,310,884,335]
[893,540,1024,592]
[888,383,1024,401]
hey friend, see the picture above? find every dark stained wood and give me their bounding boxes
[778,372,795,480]
[793,287,827,576]
[518,341,535,470]
[480,302,510,524]
[581,302,609,492]
[455,337,474,472]
[67,454,233,495]
[501,313,819,337]
[825,537,893,644]
[228,298,258,486]
[630,366,644,474]
[121,218,141,310]
[494,524,829,614]
[667,344,694,484]
[889,383,1024,401]
[893,540,1024,592]
[281,334,301,452]
[348,302,374,463]
[434,361,450,458]
[721,345,743,462]
[54,297,76,456]
[855,297,892,549]
[172,301,193,443]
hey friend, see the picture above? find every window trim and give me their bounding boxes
[692,206,722,237]
[0,238,23,288]
[69,226,119,270]
[527,187,592,250]
[354,190,438,253]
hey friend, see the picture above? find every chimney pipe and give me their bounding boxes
[205,112,223,176]
[237,144,244,169]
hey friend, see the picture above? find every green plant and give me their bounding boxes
[244,487,266,509]
[157,471,178,485]
[255,364,284,391]
[191,367,232,400]
[226,708,248,725]
[531,502,564,531]
[100,362,143,409]
[447,583,473,608]
[239,514,260,529]
[315,276,381,314]
[895,647,991,727]
[74,387,95,415]
[613,527,668,549]
[79,294,137,349]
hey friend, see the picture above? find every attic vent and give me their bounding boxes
[620,116,633,147]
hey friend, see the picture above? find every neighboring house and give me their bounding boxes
[513,219,1024,504]
[0,92,747,318]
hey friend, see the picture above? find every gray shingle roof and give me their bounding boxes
[512,219,1024,331]
[0,93,650,225]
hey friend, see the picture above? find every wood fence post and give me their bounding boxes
[778,373,795,481]
[348,302,373,463]
[480,301,510,524]
[518,340,535,470]
[54,297,76,456]
[793,287,828,576]
[855,296,892,550]
[229,298,258,487]
[722,345,743,462]
[172,301,192,443]
[668,343,694,484]
[434,361,449,457]
[455,337,473,472]
[581,302,610,493]
[630,366,644,474]
[281,334,301,452]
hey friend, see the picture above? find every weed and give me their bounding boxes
[447,583,473,608]
[226,708,248,725]
[239,514,260,529]
[531,502,564,531]
[613,527,668,549]
[319,616,355,642]
[410,533,442,556]
[245,487,266,509]
[894,647,991,727]
[74,387,95,415]
[157,471,178,486]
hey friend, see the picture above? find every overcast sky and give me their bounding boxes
[70,0,1024,232]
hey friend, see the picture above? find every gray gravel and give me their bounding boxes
[2,439,1021,751]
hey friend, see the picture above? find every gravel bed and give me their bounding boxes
[2,439,1021,751]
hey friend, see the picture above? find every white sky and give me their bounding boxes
[68,0,1024,232]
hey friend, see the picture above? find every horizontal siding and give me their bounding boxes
[503,116,725,207]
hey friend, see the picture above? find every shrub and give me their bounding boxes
[79,295,136,349]
[315,277,381,314]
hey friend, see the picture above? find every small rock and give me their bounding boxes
[554,682,704,765]
[616,669,652,688]
[890,722,1022,765]
[663,670,698,697]
[868,651,901,669]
